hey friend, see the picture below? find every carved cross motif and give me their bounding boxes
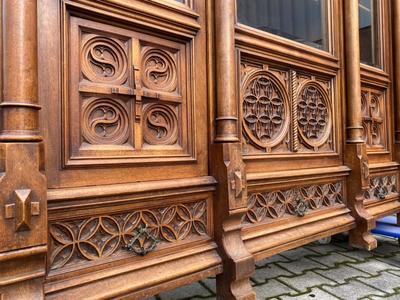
[361,90,385,148]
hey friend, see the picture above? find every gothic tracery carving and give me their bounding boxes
[81,34,128,85]
[142,47,178,92]
[364,175,398,200]
[242,70,289,151]
[297,82,331,149]
[143,104,179,145]
[244,182,343,224]
[81,97,130,145]
[49,200,208,270]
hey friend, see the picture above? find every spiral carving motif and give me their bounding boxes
[81,35,128,85]
[143,104,178,145]
[242,70,289,150]
[82,97,129,145]
[297,82,331,148]
[142,47,178,92]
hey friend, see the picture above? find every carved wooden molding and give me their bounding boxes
[49,200,208,270]
[244,182,344,224]
[364,175,398,200]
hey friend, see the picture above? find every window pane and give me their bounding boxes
[236,0,329,51]
[359,0,380,67]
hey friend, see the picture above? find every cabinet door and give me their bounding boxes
[235,0,354,258]
[38,0,219,297]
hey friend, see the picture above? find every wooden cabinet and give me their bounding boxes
[0,0,400,299]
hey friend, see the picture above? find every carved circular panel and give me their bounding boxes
[297,82,331,148]
[241,70,290,149]
[82,97,130,145]
[141,47,178,92]
[143,104,178,145]
[81,35,128,85]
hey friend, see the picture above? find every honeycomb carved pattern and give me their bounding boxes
[143,104,178,145]
[81,34,128,85]
[297,82,331,150]
[81,97,130,145]
[49,200,208,270]
[364,175,398,200]
[361,90,385,148]
[244,182,343,224]
[142,46,178,92]
[242,70,290,151]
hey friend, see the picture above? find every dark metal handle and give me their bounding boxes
[295,198,308,217]
[125,225,159,256]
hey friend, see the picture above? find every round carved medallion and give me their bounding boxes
[143,104,178,145]
[81,35,128,85]
[241,70,290,149]
[82,97,129,145]
[141,47,178,92]
[297,82,331,148]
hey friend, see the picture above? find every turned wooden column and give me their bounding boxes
[343,0,376,250]
[344,0,364,144]
[0,1,47,299]
[214,0,239,143]
[212,0,255,299]
[393,0,400,145]
[0,0,42,142]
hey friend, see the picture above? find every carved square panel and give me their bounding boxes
[64,16,194,166]
[361,87,387,151]
[240,59,336,156]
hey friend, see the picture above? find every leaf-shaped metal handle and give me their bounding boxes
[125,225,159,256]
[295,198,308,217]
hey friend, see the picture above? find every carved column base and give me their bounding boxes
[345,143,377,250]
[0,143,47,299]
[212,143,255,300]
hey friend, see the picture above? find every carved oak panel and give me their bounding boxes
[244,182,344,224]
[364,175,398,200]
[65,16,194,166]
[49,199,209,271]
[241,62,335,155]
[361,87,387,150]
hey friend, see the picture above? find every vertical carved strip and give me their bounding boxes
[132,39,143,149]
[291,70,299,152]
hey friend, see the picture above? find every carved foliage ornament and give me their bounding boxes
[244,182,343,224]
[81,35,128,85]
[49,201,207,270]
[242,70,290,150]
[142,47,178,93]
[81,97,130,145]
[297,82,331,149]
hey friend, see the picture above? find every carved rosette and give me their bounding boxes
[297,81,332,150]
[49,200,208,270]
[241,70,290,151]
[244,182,343,224]
[81,34,128,85]
[141,46,178,93]
[81,97,130,145]
[143,104,179,145]
[364,175,398,200]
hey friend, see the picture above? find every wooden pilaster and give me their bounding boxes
[0,1,47,299]
[343,0,376,250]
[212,0,255,299]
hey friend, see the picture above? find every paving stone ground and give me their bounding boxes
[150,235,400,300]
